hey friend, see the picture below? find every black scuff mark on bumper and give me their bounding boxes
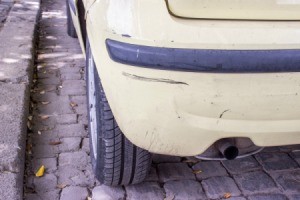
[122,72,189,85]
[219,109,230,119]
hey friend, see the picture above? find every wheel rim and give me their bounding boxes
[88,48,98,159]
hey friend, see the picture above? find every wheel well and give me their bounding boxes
[77,0,87,49]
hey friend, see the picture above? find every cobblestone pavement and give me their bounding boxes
[23,0,300,199]
[0,0,13,31]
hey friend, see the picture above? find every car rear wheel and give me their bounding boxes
[66,0,77,38]
[85,39,152,186]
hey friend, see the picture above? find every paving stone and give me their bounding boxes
[70,95,86,105]
[157,163,196,182]
[255,153,298,171]
[32,157,57,173]
[84,163,96,187]
[248,194,288,200]
[81,138,90,154]
[60,80,85,95]
[60,186,88,200]
[289,151,300,166]
[37,76,60,85]
[37,95,73,115]
[57,166,90,187]
[74,103,87,115]
[234,171,278,195]
[32,144,59,158]
[59,151,88,170]
[222,156,261,174]
[92,185,125,200]
[152,154,181,163]
[279,145,300,153]
[61,73,81,80]
[192,161,228,180]
[222,197,246,200]
[78,114,88,125]
[145,166,159,182]
[24,190,60,200]
[202,176,241,199]
[289,194,300,200]
[59,137,81,152]
[32,130,59,145]
[56,114,77,124]
[56,124,87,138]
[271,170,300,194]
[126,182,164,200]
[33,174,57,193]
[164,180,206,200]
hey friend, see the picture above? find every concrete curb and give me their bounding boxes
[0,0,40,199]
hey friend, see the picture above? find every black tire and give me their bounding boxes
[66,0,77,38]
[85,39,152,186]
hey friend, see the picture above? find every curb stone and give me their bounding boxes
[0,0,40,199]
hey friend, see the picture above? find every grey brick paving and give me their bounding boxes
[23,0,300,199]
[164,180,206,200]
[248,194,288,200]
[60,186,89,200]
[192,161,228,180]
[222,156,261,174]
[202,176,241,199]
[157,163,196,182]
[255,152,299,171]
[126,182,165,200]
[234,171,279,195]
[92,185,125,200]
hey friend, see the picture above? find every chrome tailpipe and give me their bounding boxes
[216,139,239,160]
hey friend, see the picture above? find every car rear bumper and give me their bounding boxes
[90,40,300,156]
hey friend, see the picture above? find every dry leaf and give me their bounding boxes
[28,116,33,121]
[49,141,61,145]
[41,101,50,105]
[40,90,45,94]
[35,165,45,177]
[192,169,202,174]
[39,115,50,120]
[57,184,67,189]
[27,121,32,130]
[223,193,231,199]
[70,102,78,107]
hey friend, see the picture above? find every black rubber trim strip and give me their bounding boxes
[106,39,300,73]
[68,0,76,15]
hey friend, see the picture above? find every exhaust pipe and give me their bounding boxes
[216,139,239,160]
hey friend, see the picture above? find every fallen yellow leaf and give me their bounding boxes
[224,193,231,199]
[41,101,50,105]
[192,169,202,174]
[27,121,32,130]
[39,115,50,120]
[70,102,78,108]
[49,141,61,145]
[35,165,45,177]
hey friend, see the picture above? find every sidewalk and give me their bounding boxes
[0,0,40,199]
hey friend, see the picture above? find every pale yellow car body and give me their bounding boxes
[70,0,300,156]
